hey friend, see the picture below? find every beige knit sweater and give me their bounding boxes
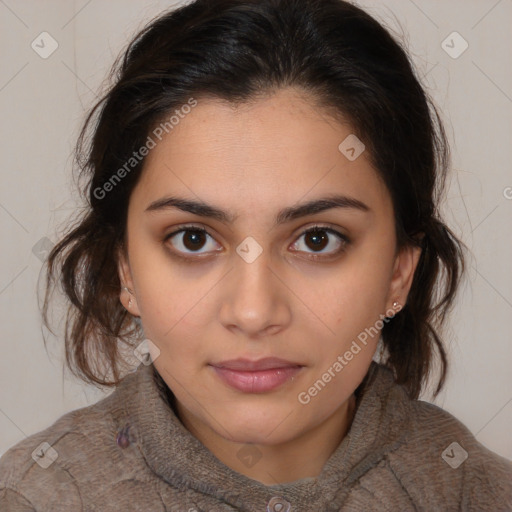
[1,360,511,511]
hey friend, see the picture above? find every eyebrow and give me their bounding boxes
[144,194,370,225]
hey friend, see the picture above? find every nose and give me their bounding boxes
[218,244,292,338]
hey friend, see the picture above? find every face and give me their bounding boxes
[118,87,421,446]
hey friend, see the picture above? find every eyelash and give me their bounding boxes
[163,224,351,262]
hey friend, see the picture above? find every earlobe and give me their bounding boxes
[387,244,423,311]
[117,245,141,317]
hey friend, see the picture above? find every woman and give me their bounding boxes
[1,0,511,510]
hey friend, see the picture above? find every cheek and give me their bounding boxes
[295,260,391,366]
[336,238,394,316]
[130,254,196,332]
[303,264,388,331]
[134,279,205,371]
[130,235,220,323]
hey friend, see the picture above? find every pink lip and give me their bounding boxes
[210,357,303,393]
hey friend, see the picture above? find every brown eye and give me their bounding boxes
[291,226,349,258]
[182,230,207,251]
[165,227,221,255]
[304,229,329,251]
[163,224,349,261]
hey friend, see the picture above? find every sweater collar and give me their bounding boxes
[119,360,411,511]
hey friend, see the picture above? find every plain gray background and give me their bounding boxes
[0,0,511,460]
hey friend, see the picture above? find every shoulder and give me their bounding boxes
[386,395,512,510]
[0,370,145,511]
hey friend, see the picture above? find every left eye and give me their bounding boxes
[164,225,349,258]
[290,227,349,257]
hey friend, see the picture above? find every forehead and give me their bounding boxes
[131,87,392,220]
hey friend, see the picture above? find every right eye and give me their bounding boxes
[164,226,222,257]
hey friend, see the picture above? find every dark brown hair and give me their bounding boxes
[41,0,467,400]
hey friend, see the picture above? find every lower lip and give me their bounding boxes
[211,365,302,393]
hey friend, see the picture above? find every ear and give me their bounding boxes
[386,238,423,312]
[117,244,141,317]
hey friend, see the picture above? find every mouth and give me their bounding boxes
[209,357,304,393]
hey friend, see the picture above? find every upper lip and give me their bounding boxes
[210,357,302,371]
